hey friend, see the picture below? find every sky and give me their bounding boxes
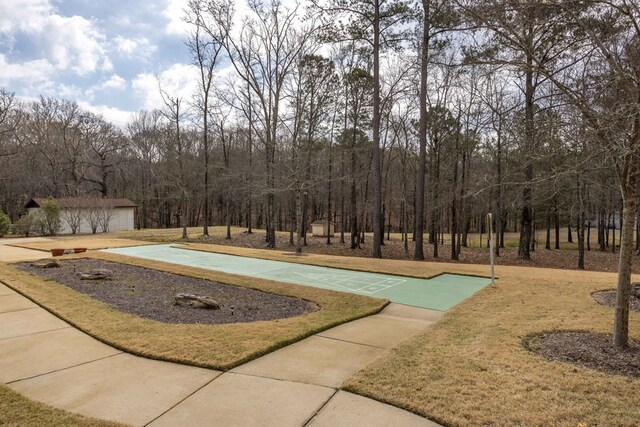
[0,0,201,125]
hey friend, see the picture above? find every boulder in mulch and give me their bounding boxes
[175,293,220,309]
[78,268,113,280]
[31,259,61,268]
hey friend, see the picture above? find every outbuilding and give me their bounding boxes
[25,197,137,234]
[311,220,335,237]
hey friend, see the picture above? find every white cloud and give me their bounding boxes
[41,15,110,75]
[0,0,52,33]
[78,101,135,127]
[132,63,199,109]
[0,0,110,76]
[163,0,189,36]
[57,83,84,99]
[0,54,54,87]
[113,35,157,60]
[102,74,127,90]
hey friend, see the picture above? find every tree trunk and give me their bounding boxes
[518,32,535,260]
[226,201,231,239]
[568,223,573,243]
[295,189,303,253]
[599,206,606,251]
[371,0,383,259]
[414,0,430,261]
[614,195,637,347]
[577,178,585,269]
[545,210,551,250]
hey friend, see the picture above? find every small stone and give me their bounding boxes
[31,259,61,268]
[175,293,220,309]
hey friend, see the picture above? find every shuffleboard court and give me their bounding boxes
[101,244,490,311]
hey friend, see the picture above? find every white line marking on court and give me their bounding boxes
[291,272,408,294]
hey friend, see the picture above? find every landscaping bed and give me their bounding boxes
[593,288,640,312]
[16,259,315,325]
[525,331,640,378]
[0,253,386,370]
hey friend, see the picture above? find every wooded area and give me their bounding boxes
[0,1,638,342]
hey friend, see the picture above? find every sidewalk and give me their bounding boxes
[1,275,442,426]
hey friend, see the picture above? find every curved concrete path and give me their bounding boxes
[0,243,442,426]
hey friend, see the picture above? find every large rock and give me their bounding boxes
[31,259,61,269]
[78,268,113,280]
[175,293,220,309]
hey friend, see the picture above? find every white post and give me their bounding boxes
[488,213,496,287]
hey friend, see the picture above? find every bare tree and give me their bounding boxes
[202,0,317,248]
[84,198,103,234]
[98,199,116,233]
[185,0,224,237]
[61,207,83,234]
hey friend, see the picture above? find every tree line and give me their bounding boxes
[0,0,637,345]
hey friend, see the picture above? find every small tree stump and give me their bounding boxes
[78,268,113,280]
[31,259,61,268]
[175,293,220,310]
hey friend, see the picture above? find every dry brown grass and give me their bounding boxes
[9,236,154,252]
[344,265,640,427]
[0,384,126,427]
[0,252,386,370]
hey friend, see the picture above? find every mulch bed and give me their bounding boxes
[592,290,640,312]
[526,331,640,378]
[16,259,316,325]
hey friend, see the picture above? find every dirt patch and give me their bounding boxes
[526,331,640,378]
[16,259,316,325]
[592,290,640,312]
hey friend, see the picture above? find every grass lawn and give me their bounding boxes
[343,265,640,426]
[0,384,124,427]
[0,251,386,370]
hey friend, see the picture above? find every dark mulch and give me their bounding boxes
[592,290,640,312]
[526,331,640,378]
[16,259,316,325]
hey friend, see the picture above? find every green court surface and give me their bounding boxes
[102,244,490,311]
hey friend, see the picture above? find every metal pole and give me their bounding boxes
[488,213,495,287]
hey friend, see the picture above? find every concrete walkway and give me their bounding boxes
[0,245,442,426]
